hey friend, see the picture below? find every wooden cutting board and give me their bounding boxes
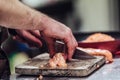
[15,53,105,77]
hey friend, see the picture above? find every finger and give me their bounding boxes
[13,35,26,43]
[28,30,41,38]
[65,39,77,60]
[17,30,43,47]
[63,31,78,60]
[41,33,55,57]
[47,38,55,58]
[13,35,35,47]
[68,36,78,60]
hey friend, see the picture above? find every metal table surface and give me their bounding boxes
[10,58,120,80]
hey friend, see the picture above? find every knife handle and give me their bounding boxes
[55,40,67,53]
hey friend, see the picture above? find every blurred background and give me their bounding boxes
[1,0,120,74]
[21,0,120,32]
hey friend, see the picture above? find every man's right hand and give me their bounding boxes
[40,16,78,60]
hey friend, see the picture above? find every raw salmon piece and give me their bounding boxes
[77,47,113,63]
[81,33,114,63]
[83,33,115,43]
[48,53,67,68]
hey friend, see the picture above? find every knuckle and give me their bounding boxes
[65,27,72,36]
[75,41,78,47]
[23,32,28,37]
[67,27,72,33]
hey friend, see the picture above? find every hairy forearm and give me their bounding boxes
[0,0,45,30]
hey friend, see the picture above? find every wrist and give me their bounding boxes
[32,11,46,31]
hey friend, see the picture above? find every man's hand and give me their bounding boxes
[40,16,78,60]
[0,0,78,60]
[14,26,78,60]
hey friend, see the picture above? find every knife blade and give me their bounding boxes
[55,41,96,60]
[72,47,96,60]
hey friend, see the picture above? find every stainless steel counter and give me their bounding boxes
[10,58,120,80]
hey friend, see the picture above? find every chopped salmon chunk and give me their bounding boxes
[48,53,67,68]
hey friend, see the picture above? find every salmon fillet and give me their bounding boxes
[77,47,113,63]
[82,33,114,63]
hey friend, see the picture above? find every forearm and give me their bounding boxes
[0,0,44,30]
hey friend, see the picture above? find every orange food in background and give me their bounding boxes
[83,33,115,43]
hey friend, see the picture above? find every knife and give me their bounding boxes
[55,41,96,60]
